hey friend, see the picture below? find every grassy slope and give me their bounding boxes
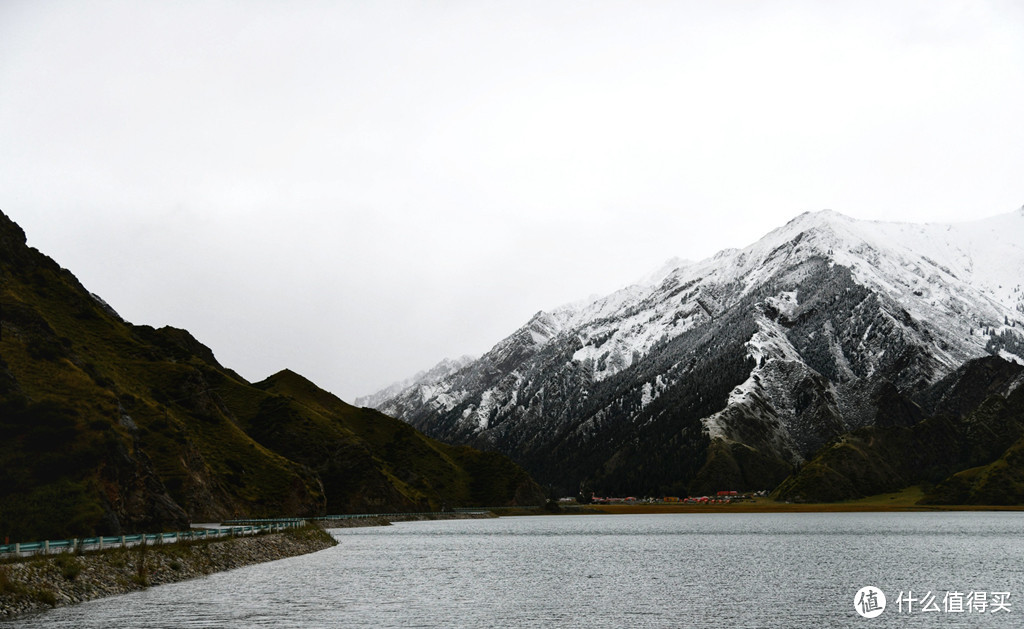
[1,219,325,538]
[923,434,1024,505]
[246,369,544,511]
[0,211,542,540]
[772,357,1024,504]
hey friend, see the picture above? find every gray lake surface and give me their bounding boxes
[4,511,1023,628]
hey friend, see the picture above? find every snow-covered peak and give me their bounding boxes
[525,310,563,345]
[562,207,1024,380]
[375,206,1024,498]
[637,256,692,287]
[356,354,475,408]
[378,207,1024,419]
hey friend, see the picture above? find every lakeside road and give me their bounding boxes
[0,526,337,619]
[0,512,498,619]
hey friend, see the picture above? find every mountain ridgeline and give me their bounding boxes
[371,209,1024,502]
[0,210,543,541]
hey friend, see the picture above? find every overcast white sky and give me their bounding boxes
[2,1,1023,401]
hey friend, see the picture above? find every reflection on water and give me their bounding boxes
[5,512,1023,628]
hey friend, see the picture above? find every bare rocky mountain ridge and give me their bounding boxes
[366,208,1024,497]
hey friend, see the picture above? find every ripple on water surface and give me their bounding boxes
[4,512,1023,628]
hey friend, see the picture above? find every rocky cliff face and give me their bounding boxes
[370,209,1024,496]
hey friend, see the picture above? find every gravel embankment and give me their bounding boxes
[0,527,336,619]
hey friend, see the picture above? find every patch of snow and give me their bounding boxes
[357,355,475,408]
[998,350,1024,366]
[704,314,798,439]
[636,257,691,287]
[462,389,496,431]
[765,290,799,319]
[640,382,654,409]
[418,383,466,412]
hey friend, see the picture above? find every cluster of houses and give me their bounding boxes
[561,490,762,505]
[679,491,745,504]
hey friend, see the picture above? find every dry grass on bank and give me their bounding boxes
[578,487,1024,515]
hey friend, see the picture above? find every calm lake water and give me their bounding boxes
[5,512,1023,628]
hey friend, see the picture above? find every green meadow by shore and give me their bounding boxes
[574,486,1024,515]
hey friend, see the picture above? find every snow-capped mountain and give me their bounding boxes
[355,355,476,409]
[369,208,1024,496]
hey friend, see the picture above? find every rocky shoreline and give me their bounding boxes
[0,525,337,620]
[0,511,503,620]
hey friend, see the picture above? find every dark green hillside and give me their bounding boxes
[0,210,541,541]
[773,356,1024,503]
[923,435,1024,505]
[244,369,543,512]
